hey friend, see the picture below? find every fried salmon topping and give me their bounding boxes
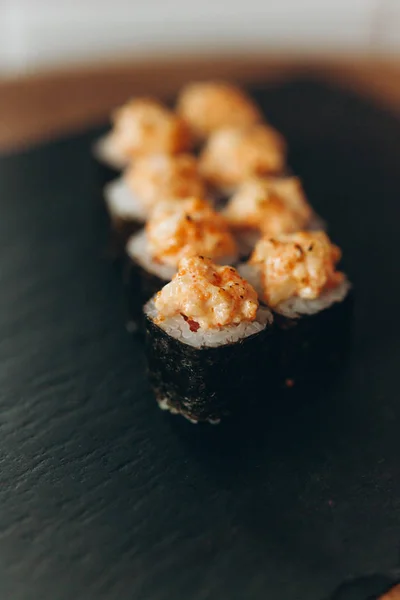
[146,198,237,266]
[177,81,262,139]
[110,98,192,159]
[155,256,258,329]
[199,125,286,189]
[250,231,344,306]
[124,153,205,209]
[224,176,313,235]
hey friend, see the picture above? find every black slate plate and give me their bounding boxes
[1,78,400,600]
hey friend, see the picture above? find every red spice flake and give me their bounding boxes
[285,378,295,388]
[181,314,200,332]
[188,319,200,332]
[328,499,335,508]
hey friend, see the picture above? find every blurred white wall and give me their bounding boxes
[0,0,399,75]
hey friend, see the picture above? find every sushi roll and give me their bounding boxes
[93,98,193,183]
[223,176,323,257]
[199,125,286,199]
[239,231,352,385]
[125,197,238,326]
[104,153,206,255]
[176,81,262,142]
[144,256,275,423]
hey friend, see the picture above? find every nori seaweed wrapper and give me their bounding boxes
[95,158,121,187]
[144,315,277,423]
[124,260,168,332]
[276,290,353,387]
[106,214,142,261]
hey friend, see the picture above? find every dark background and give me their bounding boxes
[1,78,399,600]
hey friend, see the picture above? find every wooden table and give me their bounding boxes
[0,53,399,153]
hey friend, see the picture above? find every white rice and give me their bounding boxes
[126,230,239,283]
[160,397,221,424]
[104,178,148,221]
[157,396,180,415]
[104,177,223,224]
[237,263,351,319]
[276,279,351,318]
[126,230,177,281]
[92,134,129,170]
[157,396,221,424]
[145,298,273,349]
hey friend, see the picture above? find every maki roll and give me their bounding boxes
[176,81,262,142]
[223,176,324,257]
[125,197,238,326]
[104,153,206,255]
[144,256,275,423]
[93,98,193,183]
[199,124,286,199]
[239,231,352,385]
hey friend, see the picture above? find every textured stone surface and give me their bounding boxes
[0,79,399,600]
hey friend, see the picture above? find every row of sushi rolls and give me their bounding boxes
[93,81,352,425]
